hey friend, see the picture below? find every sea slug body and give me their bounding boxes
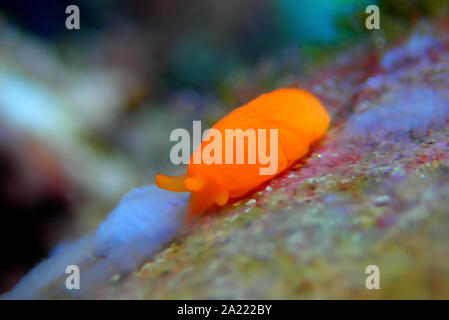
[155,88,330,221]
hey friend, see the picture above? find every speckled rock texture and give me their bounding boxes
[7,21,449,300]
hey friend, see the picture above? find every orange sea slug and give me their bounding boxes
[155,88,330,221]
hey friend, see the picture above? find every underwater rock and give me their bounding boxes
[345,87,449,141]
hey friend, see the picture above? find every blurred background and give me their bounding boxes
[0,0,448,294]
